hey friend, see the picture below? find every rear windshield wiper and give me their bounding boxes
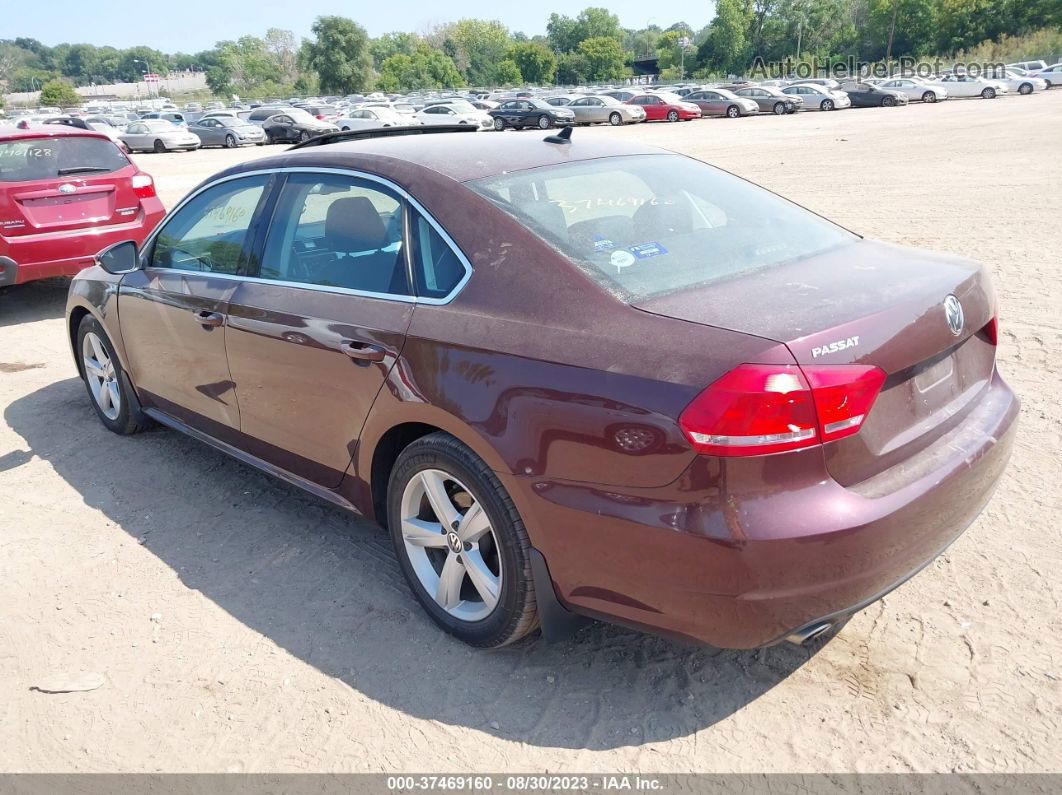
[57,166,112,175]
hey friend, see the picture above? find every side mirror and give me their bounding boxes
[96,240,140,274]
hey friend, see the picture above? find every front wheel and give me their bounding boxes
[299,129,312,142]
[821,99,834,111]
[726,105,740,118]
[882,95,897,107]
[152,139,166,153]
[493,117,505,131]
[922,91,937,103]
[981,87,996,99]
[537,115,552,130]
[608,112,622,126]
[772,102,786,115]
[224,134,236,148]
[1019,82,1033,95]
[77,315,151,435]
[666,110,680,122]
[387,433,538,648]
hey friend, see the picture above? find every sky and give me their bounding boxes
[14,1,715,52]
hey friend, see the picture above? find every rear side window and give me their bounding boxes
[468,154,855,301]
[0,137,128,182]
[410,211,468,300]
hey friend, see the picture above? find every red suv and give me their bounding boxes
[0,127,164,287]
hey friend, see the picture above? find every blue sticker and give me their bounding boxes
[593,235,615,251]
[629,242,668,259]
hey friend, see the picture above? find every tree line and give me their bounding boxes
[2,2,1060,98]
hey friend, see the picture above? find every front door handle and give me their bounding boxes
[193,310,225,327]
[339,340,386,362]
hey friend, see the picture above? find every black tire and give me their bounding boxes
[493,117,505,131]
[882,95,896,107]
[224,134,236,148]
[772,102,786,115]
[726,104,740,118]
[922,91,937,103]
[821,99,834,111]
[152,139,166,153]
[76,315,151,436]
[387,432,538,648]
[667,109,680,122]
[608,112,622,126]
[537,114,552,130]
[981,87,996,99]
[1019,82,1033,95]
[299,129,312,142]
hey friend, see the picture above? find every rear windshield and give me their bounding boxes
[467,154,856,301]
[0,136,128,182]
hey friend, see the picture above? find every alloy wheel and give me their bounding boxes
[82,331,121,420]
[727,105,740,118]
[400,469,502,622]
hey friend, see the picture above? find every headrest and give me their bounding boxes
[325,196,388,252]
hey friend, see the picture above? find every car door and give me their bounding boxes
[118,174,273,437]
[270,114,294,140]
[124,123,147,149]
[223,171,415,487]
[194,119,220,146]
[582,98,605,123]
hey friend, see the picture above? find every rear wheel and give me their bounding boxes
[821,99,834,111]
[608,112,622,126]
[981,87,996,99]
[1019,82,1033,95]
[772,102,786,115]
[667,110,680,122]
[922,91,937,103]
[387,433,538,648]
[726,104,740,118]
[77,315,151,436]
[493,117,505,131]
[224,134,236,148]
[152,139,166,153]
[537,115,552,130]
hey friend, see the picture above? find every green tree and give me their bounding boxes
[548,8,623,53]
[547,13,582,52]
[303,15,374,94]
[376,45,464,92]
[656,30,683,70]
[495,59,523,85]
[508,41,557,84]
[444,19,511,85]
[577,36,627,81]
[704,0,749,74]
[39,78,80,106]
[555,52,590,84]
[371,32,420,68]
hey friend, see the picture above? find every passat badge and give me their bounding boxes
[943,294,964,336]
[58,183,76,194]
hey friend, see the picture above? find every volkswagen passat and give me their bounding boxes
[66,130,1017,649]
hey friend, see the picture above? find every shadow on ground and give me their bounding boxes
[0,279,69,328]
[6,378,830,750]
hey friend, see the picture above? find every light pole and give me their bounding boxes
[645,18,654,58]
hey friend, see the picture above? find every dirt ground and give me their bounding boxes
[2,93,1060,773]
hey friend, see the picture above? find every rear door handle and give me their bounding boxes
[339,340,386,362]
[193,310,225,327]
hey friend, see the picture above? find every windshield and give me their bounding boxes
[654,92,685,103]
[287,109,315,121]
[0,136,128,182]
[467,154,856,301]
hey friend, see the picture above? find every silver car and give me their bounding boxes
[189,117,265,148]
[684,88,759,118]
[732,86,802,114]
[782,83,852,110]
[565,95,646,125]
[120,119,201,153]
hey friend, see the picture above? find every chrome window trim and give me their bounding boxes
[139,166,472,306]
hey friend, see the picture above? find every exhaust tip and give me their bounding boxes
[786,622,833,645]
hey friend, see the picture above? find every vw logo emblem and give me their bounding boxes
[58,183,76,194]
[446,531,463,554]
[943,294,964,336]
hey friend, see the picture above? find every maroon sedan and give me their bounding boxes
[0,127,164,287]
[65,130,1017,649]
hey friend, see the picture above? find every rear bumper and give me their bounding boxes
[508,371,1018,648]
[0,202,164,286]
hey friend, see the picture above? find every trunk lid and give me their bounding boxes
[0,135,143,236]
[633,240,998,484]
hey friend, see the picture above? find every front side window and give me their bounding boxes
[468,154,856,302]
[259,173,408,296]
[150,176,269,274]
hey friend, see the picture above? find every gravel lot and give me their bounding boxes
[2,93,1060,773]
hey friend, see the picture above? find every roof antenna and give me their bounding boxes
[544,125,573,145]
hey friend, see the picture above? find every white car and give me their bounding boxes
[989,70,1048,94]
[334,106,414,131]
[878,78,948,103]
[120,119,202,153]
[415,101,493,131]
[1031,63,1062,88]
[782,83,852,110]
[934,74,1008,98]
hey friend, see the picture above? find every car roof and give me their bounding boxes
[0,126,112,143]
[222,132,668,184]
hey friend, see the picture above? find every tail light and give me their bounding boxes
[679,363,887,457]
[316,114,325,120]
[131,174,156,199]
